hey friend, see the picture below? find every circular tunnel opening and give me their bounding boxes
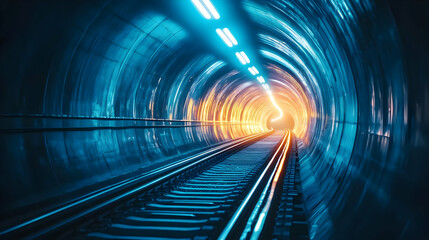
[0,0,427,239]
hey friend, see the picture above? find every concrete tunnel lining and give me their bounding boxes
[0,0,427,239]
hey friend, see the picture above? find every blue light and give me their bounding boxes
[216,29,233,47]
[252,66,259,74]
[248,67,256,75]
[191,0,283,123]
[223,28,238,45]
[202,0,220,19]
[240,51,250,63]
[235,52,247,64]
[191,0,211,19]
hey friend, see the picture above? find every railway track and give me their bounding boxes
[1,130,300,239]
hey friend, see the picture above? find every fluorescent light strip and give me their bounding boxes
[192,0,211,19]
[262,84,269,90]
[202,0,220,19]
[223,28,237,45]
[216,29,233,47]
[235,52,247,65]
[239,51,250,63]
[248,67,256,75]
[252,66,259,74]
[190,0,284,122]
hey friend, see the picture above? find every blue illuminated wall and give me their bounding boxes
[242,0,416,238]
[0,0,427,239]
[0,1,264,212]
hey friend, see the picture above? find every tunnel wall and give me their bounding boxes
[0,0,427,238]
[0,1,268,214]
[243,0,424,238]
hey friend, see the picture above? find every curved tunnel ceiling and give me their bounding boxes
[0,0,428,239]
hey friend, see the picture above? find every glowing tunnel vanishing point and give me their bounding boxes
[0,0,427,239]
[192,0,283,122]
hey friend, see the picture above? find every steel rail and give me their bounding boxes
[243,130,292,239]
[218,130,290,240]
[0,131,271,239]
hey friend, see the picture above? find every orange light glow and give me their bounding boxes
[265,65,315,144]
[176,65,314,144]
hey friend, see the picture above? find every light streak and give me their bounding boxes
[191,0,211,19]
[235,52,247,64]
[191,1,285,128]
[239,51,250,63]
[252,66,259,74]
[223,28,237,45]
[216,29,233,47]
[269,95,283,122]
[202,0,220,19]
[248,67,256,75]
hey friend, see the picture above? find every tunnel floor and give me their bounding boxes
[0,131,312,239]
[1,0,428,239]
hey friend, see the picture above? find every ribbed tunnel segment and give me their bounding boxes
[0,0,427,239]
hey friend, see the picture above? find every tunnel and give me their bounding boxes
[0,0,427,239]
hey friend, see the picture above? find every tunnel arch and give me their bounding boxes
[0,0,274,213]
[0,0,426,239]
[241,0,408,238]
